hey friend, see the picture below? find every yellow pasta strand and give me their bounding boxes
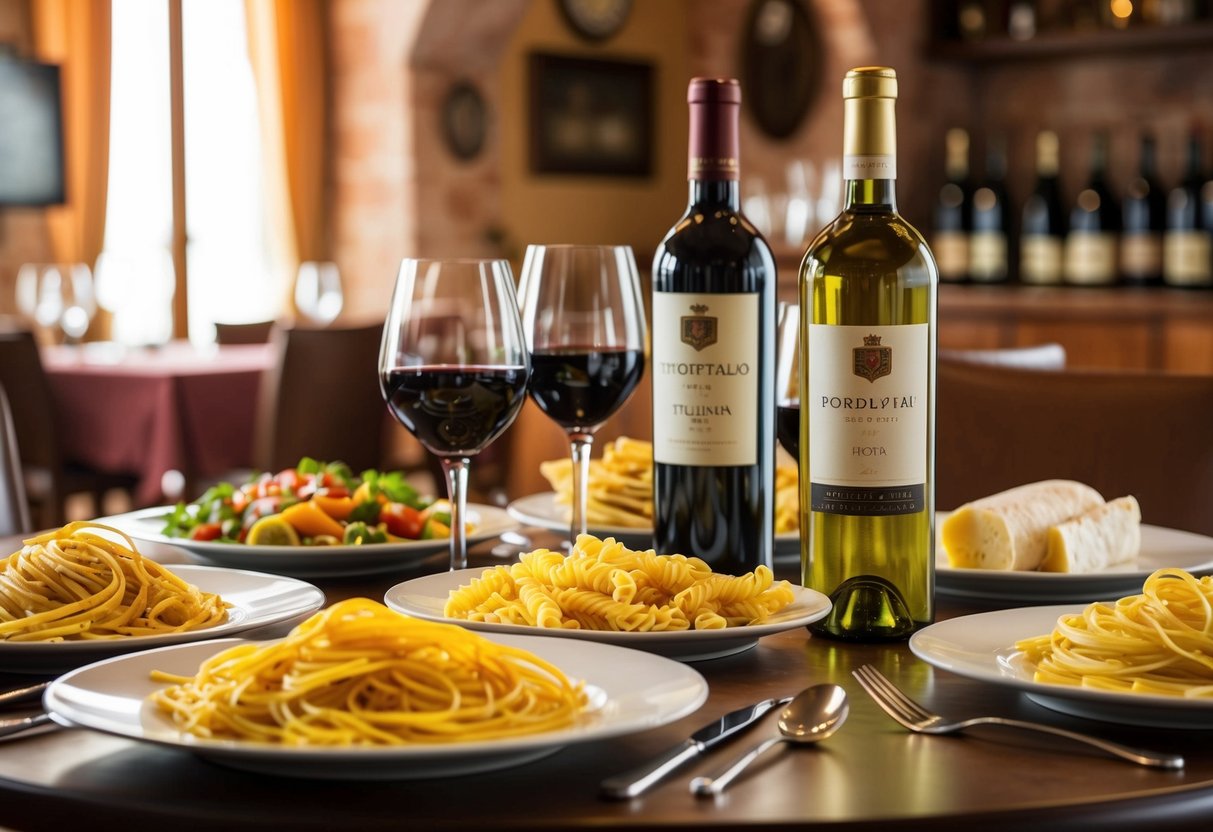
[1015,568,1213,698]
[0,522,227,642]
[444,533,795,632]
[150,598,588,745]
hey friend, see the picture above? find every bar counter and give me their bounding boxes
[1,530,1210,832]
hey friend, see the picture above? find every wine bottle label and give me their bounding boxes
[969,231,1007,282]
[1020,236,1063,284]
[1163,231,1213,286]
[652,291,759,467]
[1120,233,1163,278]
[843,154,896,180]
[1063,232,1118,285]
[933,232,969,282]
[807,323,928,516]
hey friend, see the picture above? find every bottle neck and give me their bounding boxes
[844,177,898,211]
[688,179,740,209]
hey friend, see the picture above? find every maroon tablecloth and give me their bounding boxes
[42,342,274,505]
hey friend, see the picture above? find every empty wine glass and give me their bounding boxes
[518,244,647,543]
[15,262,96,344]
[775,302,800,462]
[295,261,344,326]
[379,258,530,571]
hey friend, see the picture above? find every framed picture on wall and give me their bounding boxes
[528,53,653,177]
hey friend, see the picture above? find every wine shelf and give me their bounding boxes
[927,20,1213,63]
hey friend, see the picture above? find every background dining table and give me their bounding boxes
[0,528,1211,832]
[41,341,275,505]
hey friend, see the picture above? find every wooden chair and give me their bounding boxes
[0,330,138,527]
[0,385,33,536]
[937,359,1213,536]
[252,323,388,473]
[214,320,276,345]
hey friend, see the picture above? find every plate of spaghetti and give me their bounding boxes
[910,569,1213,728]
[385,533,830,661]
[44,599,709,779]
[0,522,326,672]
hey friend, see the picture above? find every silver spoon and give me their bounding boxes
[690,683,849,797]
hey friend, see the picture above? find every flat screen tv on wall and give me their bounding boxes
[0,57,66,206]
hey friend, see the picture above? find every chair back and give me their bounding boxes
[215,320,276,345]
[937,359,1213,536]
[0,330,63,475]
[254,323,388,473]
[0,385,33,536]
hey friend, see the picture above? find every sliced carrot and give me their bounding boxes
[311,494,355,521]
[282,501,345,539]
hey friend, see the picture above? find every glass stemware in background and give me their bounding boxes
[295,261,344,326]
[775,301,801,462]
[518,244,647,543]
[379,258,530,571]
[16,263,97,344]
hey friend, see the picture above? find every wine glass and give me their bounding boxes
[295,261,344,326]
[379,258,530,571]
[518,244,647,543]
[775,302,800,462]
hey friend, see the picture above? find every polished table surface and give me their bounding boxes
[1,531,1211,832]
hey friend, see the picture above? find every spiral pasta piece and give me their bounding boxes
[0,522,228,642]
[151,598,589,745]
[1015,568,1213,698]
[444,533,795,631]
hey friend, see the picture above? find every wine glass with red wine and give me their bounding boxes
[775,302,800,462]
[518,245,647,543]
[379,258,530,571]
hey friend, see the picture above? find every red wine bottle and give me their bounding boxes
[651,77,776,575]
[1121,132,1166,287]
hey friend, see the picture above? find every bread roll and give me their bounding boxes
[942,480,1104,571]
[1038,496,1141,574]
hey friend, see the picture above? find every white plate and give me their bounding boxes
[910,605,1213,729]
[0,565,324,673]
[507,492,802,562]
[45,634,708,779]
[98,504,519,577]
[935,521,1213,602]
[384,568,830,661]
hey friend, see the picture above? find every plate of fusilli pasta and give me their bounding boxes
[384,534,830,661]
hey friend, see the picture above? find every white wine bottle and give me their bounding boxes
[798,67,936,641]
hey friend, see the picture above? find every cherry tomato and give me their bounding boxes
[274,468,300,493]
[379,502,423,539]
[190,522,223,541]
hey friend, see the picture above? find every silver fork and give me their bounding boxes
[852,664,1184,770]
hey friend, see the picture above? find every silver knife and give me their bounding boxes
[600,696,792,800]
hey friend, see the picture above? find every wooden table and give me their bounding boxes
[1,532,1211,832]
[41,342,274,505]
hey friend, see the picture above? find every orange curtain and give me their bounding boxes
[245,0,329,288]
[30,0,112,269]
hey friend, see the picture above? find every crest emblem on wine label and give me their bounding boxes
[853,334,891,382]
[681,304,717,351]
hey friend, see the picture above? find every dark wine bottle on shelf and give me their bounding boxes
[799,67,936,641]
[933,128,971,284]
[1064,130,1120,286]
[1121,132,1166,287]
[651,77,776,575]
[1020,130,1066,285]
[969,133,1011,284]
[1164,129,1213,289]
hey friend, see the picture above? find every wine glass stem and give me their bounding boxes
[441,457,471,571]
[568,432,594,544]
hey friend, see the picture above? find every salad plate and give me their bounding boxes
[44,633,709,779]
[98,504,518,578]
[935,521,1213,602]
[385,568,830,661]
[909,605,1213,729]
[0,565,324,673]
[507,491,803,562]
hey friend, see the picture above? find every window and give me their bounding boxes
[97,0,281,346]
